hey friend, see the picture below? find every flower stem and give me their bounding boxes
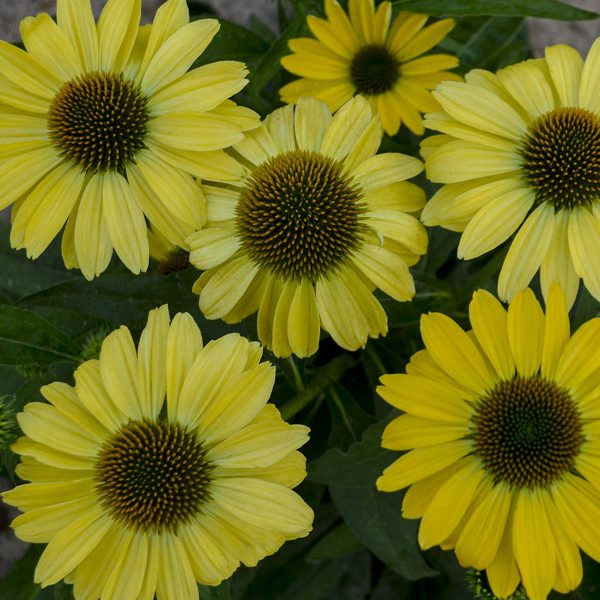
[280,354,356,421]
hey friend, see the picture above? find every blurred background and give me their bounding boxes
[0,0,599,55]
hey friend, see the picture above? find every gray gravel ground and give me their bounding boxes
[0,478,27,578]
[0,0,599,582]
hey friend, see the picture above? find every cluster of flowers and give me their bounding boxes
[0,0,599,599]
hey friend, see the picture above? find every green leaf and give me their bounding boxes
[0,306,80,367]
[310,421,437,580]
[0,544,42,600]
[19,270,237,341]
[326,383,375,449]
[392,0,598,20]
[248,551,372,600]
[305,551,372,600]
[440,16,529,73]
[0,226,75,302]
[0,290,12,305]
[573,286,600,330]
[246,13,307,99]
[307,522,363,560]
[195,19,270,66]
[52,582,75,599]
[198,581,231,600]
[279,354,357,420]
[572,555,600,599]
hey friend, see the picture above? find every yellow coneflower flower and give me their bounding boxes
[2,306,313,600]
[187,96,428,358]
[421,39,600,308]
[377,283,600,600]
[280,0,460,136]
[0,0,259,279]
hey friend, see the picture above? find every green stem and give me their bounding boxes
[286,356,306,392]
[280,354,356,421]
[365,343,387,376]
[328,385,357,441]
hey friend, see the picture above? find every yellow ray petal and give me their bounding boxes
[540,209,580,309]
[469,289,515,380]
[377,440,471,492]
[99,326,143,420]
[97,0,141,72]
[74,177,113,281]
[20,13,82,81]
[418,457,484,549]
[166,312,203,422]
[34,511,112,587]
[455,479,511,570]
[56,0,99,71]
[287,278,320,358]
[497,60,555,119]
[294,96,332,152]
[137,305,170,419]
[568,207,600,300]
[545,44,583,107]
[74,359,125,431]
[102,171,149,274]
[457,187,534,259]
[540,281,570,379]
[155,535,198,600]
[498,202,555,301]
[580,37,600,114]
[195,361,276,445]
[507,288,545,377]
[513,489,556,600]
[137,0,189,80]
[382,414,467,450]
[420,312,495,392]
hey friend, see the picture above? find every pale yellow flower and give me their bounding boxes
[187,96,428,357]
[3,306,313,600]
[422,39,600,308]
[0,0,259,279]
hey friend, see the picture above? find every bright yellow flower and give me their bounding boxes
[2,306,313,600]
[377,283,600,600]
[0,0,259,279]
[187,96,428,358]
[421,39,600,308]
[280,0,460,136]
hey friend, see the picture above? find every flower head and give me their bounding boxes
[187,96,428,357]
[280,0,460,135]
[421,39,600,308]
[377,283,600,600]
[0,0,260,279]
[2,306,313,599]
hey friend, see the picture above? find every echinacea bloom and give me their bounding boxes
[377,284,600,600]
[421,39,600,308]
[280,0,459,136]
[0,0,259,279]
[187,96,428,358]
[3,306,313,600]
